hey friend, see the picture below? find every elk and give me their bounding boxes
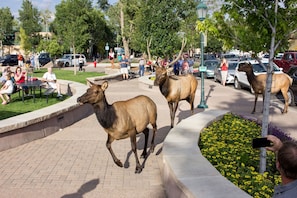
[154,66,198,128]
[77,81,157,173]
[153,38,198,128]
[238,62,293,114]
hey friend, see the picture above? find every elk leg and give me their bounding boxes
[130,133,142,174]
[281,89,289,113]
[150,124,157,153]
[168,102,178,128]
[106,134,123,167]
[187,94,195,114]
[252,94,258,114]
[140,128,149,158]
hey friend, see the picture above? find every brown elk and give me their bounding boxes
[238,62,293,114]
[154,66,198,128]
[153,38,198,128]
[77,81,157,173]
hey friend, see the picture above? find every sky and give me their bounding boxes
[0,0,118,18]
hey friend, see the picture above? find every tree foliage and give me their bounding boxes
[213,0,297,54]
[0,7,15,45]
[132,0,196,58]
[52,0,111,57]
[18,0,42,47]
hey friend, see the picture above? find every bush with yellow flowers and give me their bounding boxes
[198,113,292,198]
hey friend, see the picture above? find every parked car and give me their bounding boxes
[220,53,240,61]
[0,54,18,66]
[214,60,238,84]
[38,53,51,66]
[273,51,297,73]
[234,60,283,93]
[286,66,297,106]
[55,54,86,67]
[197,59,219,78]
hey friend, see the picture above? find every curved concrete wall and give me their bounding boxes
[162,109,252,198]
[0,80,93,152]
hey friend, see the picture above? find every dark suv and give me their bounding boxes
[38,53,51,66]
[0,54,18,66]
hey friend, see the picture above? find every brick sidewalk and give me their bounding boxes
[0,73,296,198]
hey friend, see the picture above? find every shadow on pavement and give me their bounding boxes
[61,178,100,198]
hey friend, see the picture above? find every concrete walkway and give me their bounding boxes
[0,63,296,197]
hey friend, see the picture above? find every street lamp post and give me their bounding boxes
[197,1,208,109]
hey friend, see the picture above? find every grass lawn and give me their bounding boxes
[0,67,105,120]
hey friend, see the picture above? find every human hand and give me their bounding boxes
[266,135,283,152]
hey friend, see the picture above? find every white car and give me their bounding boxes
[55,54,86,67]
[234,60,283,93]
[214,60,238,84]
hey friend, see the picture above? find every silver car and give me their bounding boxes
[197,60,220,78]
[214,60,238,84]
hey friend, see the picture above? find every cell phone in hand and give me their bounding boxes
[252,138,272,148]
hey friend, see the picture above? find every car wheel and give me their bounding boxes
[65,62,69,67]
[234,78,241,89]
[288,89,295,106]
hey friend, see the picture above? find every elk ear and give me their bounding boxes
[101,81,108,91]
[87,80,95,87]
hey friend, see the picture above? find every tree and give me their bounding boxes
[18,0,42,49]
[97,0,110,11]
[133,0,196,58]
[0,7,15,48]
[53,0,93,74]
[19,27,31,55]
[40,9,52,40]
[217,0,297,173]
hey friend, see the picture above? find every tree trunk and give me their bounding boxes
[120,1,129,57]
[259,0,278,173]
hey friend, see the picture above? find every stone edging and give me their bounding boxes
[162,109,252,198]
[0,80,93,151]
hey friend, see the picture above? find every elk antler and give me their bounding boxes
[167,37,187,68]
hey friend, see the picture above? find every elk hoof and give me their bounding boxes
[150,145,155,153]
[135,165,143,174]
[115,160,123,167]
[140,152,147,158]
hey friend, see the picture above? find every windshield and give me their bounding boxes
[62,54,71,59]
[228,62,238,70]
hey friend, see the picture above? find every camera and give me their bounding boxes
[252,138,272,148]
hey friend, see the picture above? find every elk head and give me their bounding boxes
[77,81,108,105]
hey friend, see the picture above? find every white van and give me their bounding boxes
[55,54,87,67]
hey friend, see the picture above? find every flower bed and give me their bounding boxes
[198,113,292,198]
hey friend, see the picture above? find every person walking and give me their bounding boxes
[78,55,84,72]
[266,135,297,198]
[139,57,146,77]
[120,55,129,80]
[220,58,228,86]
[108,49,115,69]
[17,53,24,67]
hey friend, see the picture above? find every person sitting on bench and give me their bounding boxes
[41,67,62,98]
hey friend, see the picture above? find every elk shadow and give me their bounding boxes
[61,178,100,198]
[123,125,171,169]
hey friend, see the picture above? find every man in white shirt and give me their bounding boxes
[42,67,62,97]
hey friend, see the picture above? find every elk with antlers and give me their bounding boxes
[77,81,157,173]
[153,38,198,128]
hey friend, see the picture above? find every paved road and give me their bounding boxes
[0,65,296,197]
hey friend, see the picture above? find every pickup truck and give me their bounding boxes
[273,51,297,73]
